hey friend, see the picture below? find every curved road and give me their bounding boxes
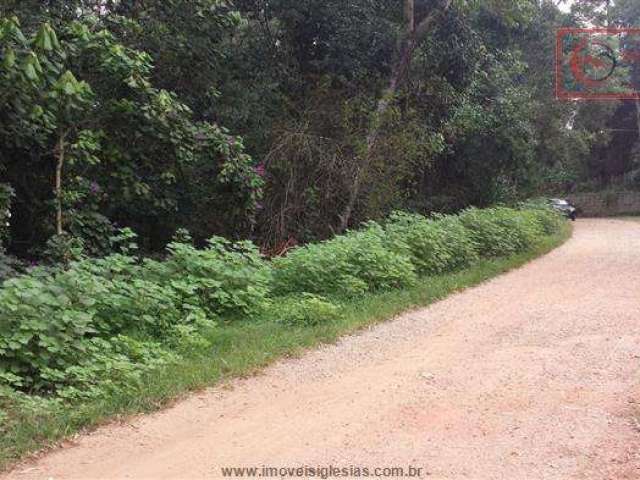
[5,219,640,480]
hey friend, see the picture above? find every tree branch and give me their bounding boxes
[415,0,452,41]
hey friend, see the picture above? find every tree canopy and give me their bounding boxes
[0,0,637,262]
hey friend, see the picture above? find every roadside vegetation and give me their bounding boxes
[0,205,569,468]
[1,0,618,470]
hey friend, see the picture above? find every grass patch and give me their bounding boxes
[0,222,572,471]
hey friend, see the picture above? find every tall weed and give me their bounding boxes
[272,223,417,297]
[384,212,479,275]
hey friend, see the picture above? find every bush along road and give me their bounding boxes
[0,205,570,471]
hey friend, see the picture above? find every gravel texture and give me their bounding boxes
[4,219,640,480]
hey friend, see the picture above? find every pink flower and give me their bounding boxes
[254,164,266,177]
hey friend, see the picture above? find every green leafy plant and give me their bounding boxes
[384,212,479,275]
[141,237,272,319]
[39,336,179,402]
[459,207,518,257]
[0,234,270,393]
[519,201,566,235]
[485,207,545,252]
[429,213,481,271]
[272,222,417,297]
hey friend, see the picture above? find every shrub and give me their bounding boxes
[141,237,271,319]
[487,207,545,252]
[272,222,417,297]
[0,257,195,393]
[458,207,517,256]
[431,214,481,270]
[94,271,188,336]
[67,209,116,258]
[384,212,479,275]
[164,319,217,357]
[0,206,562,397]
[520,202,565,235]
[38,336,179,401]
[537,210,564,235]
[0,235,270,393]
[459,206,562,257]
[458,207,512,256]
[265,294,342,327]
[42,234,87,266]
[0,258,142,392]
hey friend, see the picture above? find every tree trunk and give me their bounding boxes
[404,0,415,33]
[338,47,413,232]
[338,0,451,232]
[55,132,67,236]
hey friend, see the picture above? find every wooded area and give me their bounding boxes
[0,0,639,266]
[6,0,639,466]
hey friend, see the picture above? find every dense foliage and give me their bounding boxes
[272,223,418,298]
[0,11,262,258]
[384,212,479,275]
[0,0,631,260]
[0,206,563,400]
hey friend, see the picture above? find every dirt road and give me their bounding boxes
[5,219,640,480]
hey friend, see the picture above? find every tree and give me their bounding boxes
[0,19,95,237]
[338,0,453,231]
[0,14,262,257]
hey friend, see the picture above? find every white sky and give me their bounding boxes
[557,1,574,13]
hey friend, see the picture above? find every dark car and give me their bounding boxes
[549,198,577,221]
